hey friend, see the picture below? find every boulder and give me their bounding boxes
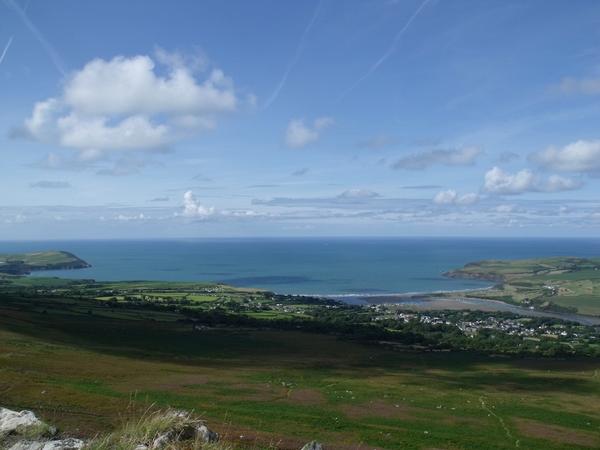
[9,438,84,450]
[301,441,324,450]
[150,430,176,449]
[149,422,219,448]
[0,408,54,438]
[195,424,219,444]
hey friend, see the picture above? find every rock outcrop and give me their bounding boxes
[0,407,55,438]
[2,406,321,450]
[0,407,83,450]
[143,410,219,449]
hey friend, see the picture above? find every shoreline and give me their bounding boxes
[319,284,495,299]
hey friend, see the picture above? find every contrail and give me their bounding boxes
[4,0,66,76]
[0,36,13,65]
[264,0,324,109]
[339,0,431,100]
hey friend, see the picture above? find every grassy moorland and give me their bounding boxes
[446,257,600,316]
[1,285,600,449]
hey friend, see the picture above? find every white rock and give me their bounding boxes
[9,439,84,450]
[7,441,44,450]
[41,439,85,450]
[301,442,324,450]
[0,408,50,437]
[195,424,218,443]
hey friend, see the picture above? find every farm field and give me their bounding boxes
[1,292,600,450]
[447,257,600,315]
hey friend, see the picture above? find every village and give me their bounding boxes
[368,304,600,343]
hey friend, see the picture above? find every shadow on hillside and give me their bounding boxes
[1,298,599,397]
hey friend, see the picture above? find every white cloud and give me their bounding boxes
[58,114,170,151]
[530,140,600,173]
[484,167,535,195]
[182,190,215,218]
[484,167,582,195]
[116,213,146,221]
[456,192,479,205]
[494,204,516,214]
[285,116,334,148]
[544,175,582,192]
[337,189,380,199]
[392,147,481,170]
[21,51,242,164]
[63,56,235,116]
[433,190,479,205]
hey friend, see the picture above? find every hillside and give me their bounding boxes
[0,251,90,275]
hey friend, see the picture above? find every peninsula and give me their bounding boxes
[445,256,600,316]
[0,250,91,275]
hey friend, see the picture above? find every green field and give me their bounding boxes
[447,257,600,315]
[1,292,600,449]
[0,251,90,275]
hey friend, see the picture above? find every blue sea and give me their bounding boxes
[1,238,599,296]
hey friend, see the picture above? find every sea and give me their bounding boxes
[1,237,599,296]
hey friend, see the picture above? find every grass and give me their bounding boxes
[86,408,231,450]
[1,294,600,450]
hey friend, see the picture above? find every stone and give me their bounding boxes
[0,408,53,438]
[41,438,85,450]
[301,441,324,450]
[195,424,219,443]
[150,430,176,449]
[8,438,84,450]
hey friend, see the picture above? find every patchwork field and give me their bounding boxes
[1,294,600,450]
[447,257,600,315]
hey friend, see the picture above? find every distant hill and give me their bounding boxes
[0,251,90,275]
[445,256,600,315]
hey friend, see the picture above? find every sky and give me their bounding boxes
[1,0,600,239]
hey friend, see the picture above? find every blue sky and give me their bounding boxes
[2,0,600,238]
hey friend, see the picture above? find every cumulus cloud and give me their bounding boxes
[285,116,334,148]
[433,190,479,205]
[484,167,582,195]
[19,50,242,167]
[182,190,215,218]
[392,147,481,170]
[29,180,71,189]
[530,140,600,173]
